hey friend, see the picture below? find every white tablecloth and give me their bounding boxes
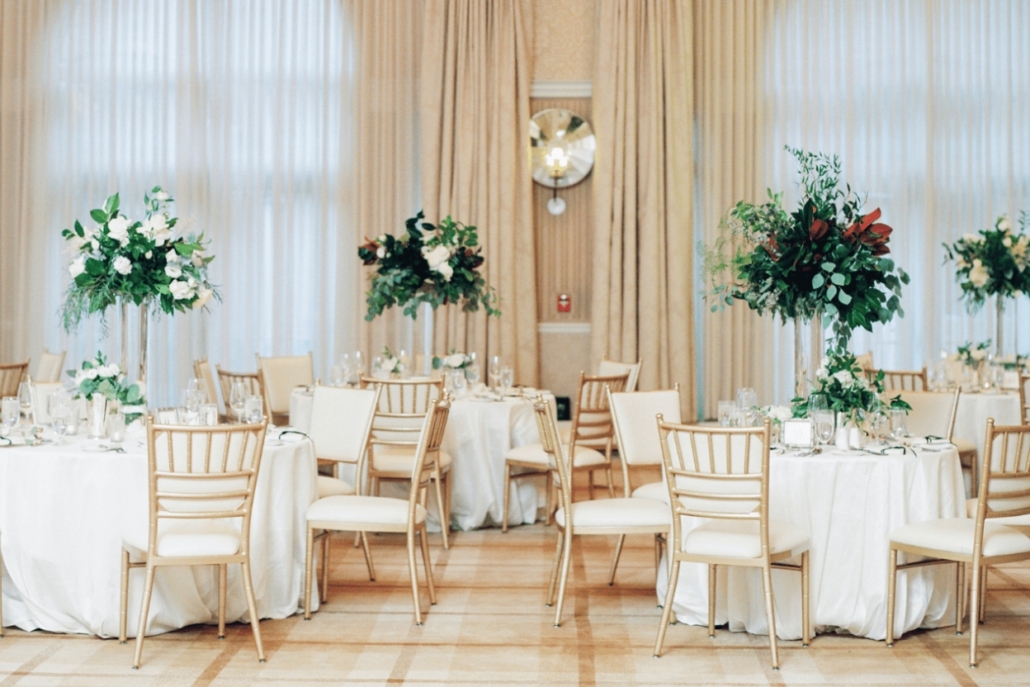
[290,388,550,530]
[953,391,1021,455]
[0,430,317,637]
[656,444,965,640]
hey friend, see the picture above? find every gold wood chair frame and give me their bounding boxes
[216,366,266,421]
[0,360,29,397]
[194,357,223,418]
[256,352,314,427]
[867,367,929,392]
[1019,372,1030,424]
[304,398,450,625]
[568,370,630,500]
[653,418,811,670]
[886,419,1030,667]
[119,419,269,668]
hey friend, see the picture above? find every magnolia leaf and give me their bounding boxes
[830,272,846,286]
[90,209,107,224]
[812,273,825,289]
[822,262,836,272]
[838,291,852,305]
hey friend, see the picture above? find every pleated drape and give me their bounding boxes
[419,0,538,385]
[591,0,695,416]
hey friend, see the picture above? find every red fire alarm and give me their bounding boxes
[557,294,571,313]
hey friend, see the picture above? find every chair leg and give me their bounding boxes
[502,465,512,533]
[801,551,810,647]
[418,526,437,605]
[608,534,625,585]
[708,564,717,638]
[553,528,574,627]
[119,548,130,643]
[546,530,564,606]
[604,464,615,499]
[132,565,157,669]
[359,532,376,582]
[761,561,779,670]
[433,465,449,549]
[544,472,554,526]
[969,561,982,668]
[406,531,423,625]
[653,559,681,657]
[978,565,988,624]
[304,526,315,620]
[240,561,266,662]
[886,547,897,647]
[587,468,595,500]
[217,564,227,639]
[320,532,331,603]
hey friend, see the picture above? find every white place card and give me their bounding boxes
[782,419,815,448]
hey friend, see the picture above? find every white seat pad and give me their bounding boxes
[683,519,809,559]
[554,497,670,529]
[123,519,242,558]
[370,445,452,474]
[966,498,1030,526]
[890,517,1030,558]
[317,475,355,499]
[505,443,606,468]
[307,494,426,527]
[954,438,977,455]
[632,480,668,504]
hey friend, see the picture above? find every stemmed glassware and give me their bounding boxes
[180,389,201,425]
[229,381,247,424]
[465,362,481,386]
[17,381,32,427]
[2,396,21,437]
[48,391,71,444]
[488,356,502,389]
[809,393,834,446]
[499,366,514,394]
[736,387,758,426]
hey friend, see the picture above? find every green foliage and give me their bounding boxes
[702,147,910,352]
[67,352,146,417]
[359,211,500,321]
[792,351,911,425]
[956,340,992,368]
[942,212,1030,311]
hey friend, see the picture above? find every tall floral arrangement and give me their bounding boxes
[943,213,1030,310]
[61,187,218,330]
[704,148,909,350]
[791,351,908,424]
[358,211,499,320]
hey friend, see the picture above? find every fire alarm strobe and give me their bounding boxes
[557,294,571,313]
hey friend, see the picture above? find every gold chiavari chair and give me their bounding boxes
[304,398,450,625]
[216,366,266,421]
[653,418,811,669]
[119,418,269,668]
[193,357,222,416]
[598,358,643,392]
[35,349,66,383]
[855,350,874,371]
[256,352,314,427]
[868,367,929,392]
[538,396,671,627]
[363,377,452,549]
[567,371,630,500]
[0,360,29,397]
[1019,372,1030,424]
[887,420,1030,667]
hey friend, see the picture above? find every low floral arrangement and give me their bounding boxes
[432,351,473,371]
[760,405,793,426]
[957,340,991,368]
[704,147,909,350]
[358,211,500,320]
[61,188,218,330]
[376,347,404,376]
[68,353,145,421]
[943,213,1030,310]
[792,351,909,424]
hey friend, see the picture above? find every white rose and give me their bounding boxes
[435,262,454,282]
[187,276,197,288]
[90,238,100,251]
[969,261,990,288]
[192,286,213,309]
[816,363,828,380]
[767,405,792,423]
[972,348,988,361]
[100,364,119,378]
[422,244,452,269]
[113,256,132,275]
[107,216,131,245]
[87,368,100,380]
[165,264,182,278]
[191,251,204,268]
[376,246,386,259]
[445,353,466,368]
[999,217,1013,232]
[152,227,173,246]
[166,249,180,263]
[377,234,387,243]
[833,370,853,386]
[69,255,86,278]
[955,257,968,269]
[962,233,978,243]
[1003,236,1012,248]
[153,190,169,201]
[142,213,168,236]
[169,279,192,300]
[74,370,89,386]
[145,250,152,259]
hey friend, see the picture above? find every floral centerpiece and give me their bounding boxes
[358,211,499,320]
[375,347,404,376]
[61,187,218,330]
[705,148,909,352]
[68,353,145,424]
[957,340,991,369]
[432,351,473,371]
[791,351,909,426]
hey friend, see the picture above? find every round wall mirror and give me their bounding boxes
[529,108,595,190]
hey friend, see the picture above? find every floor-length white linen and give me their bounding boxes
[656,445,965,640]
[0,434,317,637]
[953,392,1021,455]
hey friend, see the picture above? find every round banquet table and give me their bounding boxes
[952,390,1021,455]
[290,386,552,531]
[656,442,966,641]
[0,426,317,637]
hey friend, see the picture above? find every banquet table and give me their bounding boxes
[952,390,1021,455]
[290,386,551,530]
[0,427,317,637]
[656,441,965,641]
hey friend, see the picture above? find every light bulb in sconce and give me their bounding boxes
[529,109,595,218]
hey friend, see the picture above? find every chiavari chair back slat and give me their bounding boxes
[256,353,314,425]
[215,366,266,416]
[194,357,221,414]
[598,358,642,392]
[36,350,66,383]
[868,368,928,392]
[0,360,29,397]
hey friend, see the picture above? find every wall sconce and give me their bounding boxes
[530,108,595,216]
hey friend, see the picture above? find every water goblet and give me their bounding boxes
[489,356,502,389]
[353,351,365,377]
[200,403,219,426]
[450,369,468,397]
[465,363,481,386]
[736,387,758,426]
[229,381,247,424]
[48,392,71,444]
[1,397,19,437]
[717,400,734,427]
[244,395,263,423]
[181,389,200,425]
[499,366,514,394]
[18,382,33,426]
[889,409,908,440]
[107,412,125,445]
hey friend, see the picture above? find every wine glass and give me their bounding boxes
[465,362,481,386]
[353,351,365,377]
[49,393,71,445]
[244,394,263,423]
[809,393,834,446]
[18,381,32,426]
[1,397,19,437]
[736,387,758,426]
[181,389,200,425]
[229,381,247,424]
[499,366,514,394]
[489,356,502,389]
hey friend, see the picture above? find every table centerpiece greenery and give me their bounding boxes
[956,340,991,369]
[68,352,145,423]
[791,351,910,427]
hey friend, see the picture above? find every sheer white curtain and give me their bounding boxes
[0,0,357,405]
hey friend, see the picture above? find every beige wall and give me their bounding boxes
[531,0,596,400]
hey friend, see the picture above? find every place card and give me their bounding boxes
[782,419,815,449]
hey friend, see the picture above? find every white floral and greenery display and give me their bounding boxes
[792,351,909,424]
[358,211,500,320]
[432,351,473,370]
[957,340,991,368]
[61,187,218,330]
[68,352,145,421]
[943,213,1030,310]
[704,148,909,351]
[761,405,794,427]
[377,347,404,376]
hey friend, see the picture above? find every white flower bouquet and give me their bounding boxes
[375,347,404,376]
[943,213,1030,310]
[957,340,991,368]
[61,188,218,330]
[432,351,473,371]
[68,352,145,419]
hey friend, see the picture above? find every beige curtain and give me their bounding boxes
[591,0,695,416]
[419,0,538,386]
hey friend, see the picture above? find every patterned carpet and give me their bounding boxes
[0,523,1028,686]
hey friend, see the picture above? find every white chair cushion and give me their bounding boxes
[504,443,606,468]
[966,498,1030,527]
[371,445,452,473]
[307,494,426,527]
[317,475,355,498]
[632,480,668,504]
[954,438,977,456]
[683,519,809,559]
[890,517,1030,558]
[554,498,670,529]
[123,519,242,558]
